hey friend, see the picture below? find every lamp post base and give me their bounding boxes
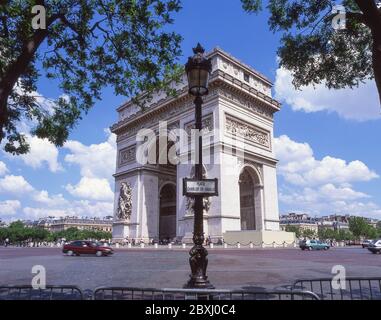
[184,276,215,289]
[183,241,215,289]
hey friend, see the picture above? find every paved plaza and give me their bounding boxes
[0,246,380,291]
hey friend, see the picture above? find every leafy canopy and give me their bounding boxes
[0,222,112,242]
[241,0,381,104]
[0,0,183,154]
[348,216,377,239]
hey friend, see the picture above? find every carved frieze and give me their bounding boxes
[113,83,275,144]
[218,87,273,120]
[225,116,270,149]
[184,114,214,140]
[119,145,136,167]
[115,88,219,142]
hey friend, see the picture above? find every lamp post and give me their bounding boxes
[184,43,214,289]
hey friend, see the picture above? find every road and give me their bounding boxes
[0,246,380,291]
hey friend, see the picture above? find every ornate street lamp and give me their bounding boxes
[183,43,214,289]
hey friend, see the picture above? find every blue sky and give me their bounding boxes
[0,0,380,221]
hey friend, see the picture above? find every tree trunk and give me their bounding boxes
[373,38,381,105]
[355,0,381,104]
[0,13,60,142]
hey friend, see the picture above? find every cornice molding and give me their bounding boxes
[111,73,280,143]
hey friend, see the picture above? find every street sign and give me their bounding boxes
[183,178,218,197]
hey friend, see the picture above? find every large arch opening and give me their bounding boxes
[159,183,177,241]
[239,167,261,231]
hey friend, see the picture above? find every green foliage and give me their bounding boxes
[0,0,183,154]
[318,227,335,240]
[241,0,262,12]
[0,223,111,243]
[0,227,9,240]
[285,225,301,238]
[318,228,355,241]
[241,0,381,103]
[55,227,112,241]
[301,228,316,239]
[337,229,355,241]
[348,216,379,239]
[366,225,379,239]
[349,216,368,238]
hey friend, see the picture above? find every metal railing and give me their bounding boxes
[0,285,84,300]
[293,277,381,300]
[3,277,381,300]
[93,287,320,300]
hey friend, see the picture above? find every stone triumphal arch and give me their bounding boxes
[111,47,294,245]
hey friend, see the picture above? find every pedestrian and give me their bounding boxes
[5,238,9,247]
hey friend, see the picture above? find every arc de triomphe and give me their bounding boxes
[111,47,294,245]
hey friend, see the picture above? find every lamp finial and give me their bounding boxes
[193,43,205,54]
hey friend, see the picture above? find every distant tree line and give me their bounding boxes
[0,221,112,245]
[285,217,381,241]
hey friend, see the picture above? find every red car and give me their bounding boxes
[63,240,114,257]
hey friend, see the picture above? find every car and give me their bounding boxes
[362,239,374,248]
[299,239,330,251]
[62,240,114,257]
[367,240,381,254]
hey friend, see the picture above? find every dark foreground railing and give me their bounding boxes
[3,277,381,300]
[293,277,381,300]
[0,285,84,300]
[93,287,320,300]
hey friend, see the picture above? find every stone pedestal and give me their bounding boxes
[222,230,295,247]
[112,221,138,242]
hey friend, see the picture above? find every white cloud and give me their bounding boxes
[0,200,21,216]
[23,200,113,219]
[0,130,117,221]
[66,177,114,201]
[0,175,34,194]
[319,184,370,201]
[0,161,8,176]
[32,190,68,207]
[276,135,381,217]
[64,130,116,181]
[280,184,369,205]
[69,200,114,217]
[9,135,63,172]
[23,207,67,219]
[279,189,381,218]
[275,135,378,186]
[3,88,62,173]
[274,67,381,121]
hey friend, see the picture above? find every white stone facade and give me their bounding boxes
[111,48,283,243]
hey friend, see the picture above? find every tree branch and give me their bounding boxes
[354,0,381,29]
[0,14,61,140]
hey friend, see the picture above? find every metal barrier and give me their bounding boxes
[0,285,84,300]
[3,277,381,300]
[93,287,320,300]
[293,277,381,300]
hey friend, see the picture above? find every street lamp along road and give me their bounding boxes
[183,43,216,289]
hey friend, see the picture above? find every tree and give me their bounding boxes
[0,227,9,241]
[0,0,182,154]
[241,0,381,105]
[318,227,335,240]
[301,228,316,239]
[337,229,354,241]
[285,225,301,238]
[349,216,370,239]
[364,224,379,239]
